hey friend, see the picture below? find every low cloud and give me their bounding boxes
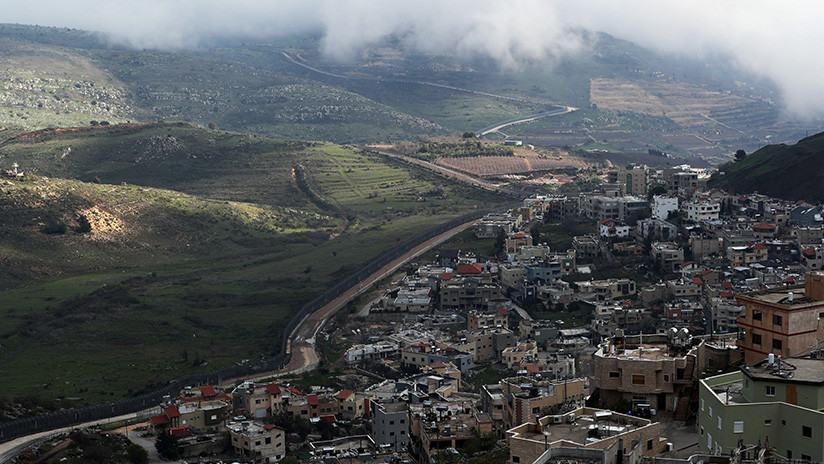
[2,0,824,117]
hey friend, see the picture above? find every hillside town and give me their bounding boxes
[70,162,824,464]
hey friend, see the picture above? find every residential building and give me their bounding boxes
[467,308,508,331]
[735,272,824,364]
[345,342,399,364]
[502,342,539,369]
[524,260,562,284]
[698,358,824,460]
[638,218,678,241]
[372,401,409,452]
[593,332,696,413]
[652,195,678,220]
[576,278,636,301]
[460,327,516,363]
[507,407,666,464]
[501,377,588,429]
[685,201,721,222]
[572,235,601,260]
[440,275,502,311]
[408,400,493,459]
[228,421,285,463]
[727,244,768,267]
[599,219,631,239]
[506,231,533,253]
[651,242,685,272]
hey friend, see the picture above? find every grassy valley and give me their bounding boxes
[0,123,509,409]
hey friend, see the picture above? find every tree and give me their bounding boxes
[126,444,149,464]
[462,132,475,138]
[74,214,92,233]
[155,432,180,460]
[208,122,217,130]
[735,149,747,161]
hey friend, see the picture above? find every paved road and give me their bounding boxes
[0,410,154,463]
[224,216,483,386]
[477,106,578,136]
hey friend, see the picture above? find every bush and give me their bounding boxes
[41,217,67,235]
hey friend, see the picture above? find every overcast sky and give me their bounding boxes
[2,0,823,117]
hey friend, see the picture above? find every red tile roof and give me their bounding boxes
[307,394,319,406]
[496,307,508,316]
[164,405,181,418]
[753,223,775,231]
[783,276,796,283]
[441,272,452,281]
[721,281,733,289]
[457,263,483,274]
[201,386,216,397]
[720,291,734,298]
[289,387,303,395]
[754,243,768,250]
[266,384,282,395]
[692,277,703,285]
[150,415,170,425]
[336,389,354,400]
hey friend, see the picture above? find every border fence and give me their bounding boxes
[0,208,494,444]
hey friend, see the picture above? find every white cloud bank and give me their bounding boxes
[2,0,823,116]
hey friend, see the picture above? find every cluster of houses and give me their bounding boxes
[143,162,824,464]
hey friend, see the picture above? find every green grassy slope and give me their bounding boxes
[708,132,824,202]
[0,123,509,408]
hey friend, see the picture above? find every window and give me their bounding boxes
[765,420,772,426]
[766,386,776,396]
[647,440,653,450]
[632,375,645,385]
[752,333,762,345]
[708,406,712,417]
[265,437,272,444]
[802,455,811,462]
[773,339,783,349]
[788,450,793,460]
[664,374,670,382]
[400,419,405,424]
[803,426,812,438]
[701,399,705,411]
[609,371,620,378]
[773,315,783,326]
[389,421,394,425]
[256,441,261,446]
[513,457,520,463]
[734,421,744,433]
[718,416,722,429]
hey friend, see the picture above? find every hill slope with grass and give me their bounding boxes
[0,123,509,412]
[708,132,824,202]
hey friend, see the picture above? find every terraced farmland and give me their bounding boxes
[303,145,496,214]
[590,77,778,133]
[435,154,589,177]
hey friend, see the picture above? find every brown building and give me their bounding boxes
[501,377,588,429]
[506,407,666,464]
[593,333,695,414]
[736,272,824,364]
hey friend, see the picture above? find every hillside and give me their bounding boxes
[708,132,824,202]
[0,123,510,408]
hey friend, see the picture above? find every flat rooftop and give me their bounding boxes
[516,415,643,445]
[744,358,824,384]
